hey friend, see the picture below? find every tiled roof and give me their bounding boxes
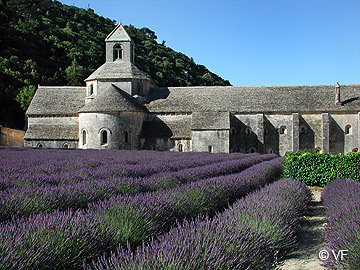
[105,24,132,42]
[24,125,78,140]
[26,86,86,116]
[146,84,360,113]
[85,62,150,81]
[78,84,148,113]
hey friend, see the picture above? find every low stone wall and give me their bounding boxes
[0,126,25,146]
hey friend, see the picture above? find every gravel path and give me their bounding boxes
[277,186,327,270]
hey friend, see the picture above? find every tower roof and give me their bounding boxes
[78,84,148,113]
[85,61,151,81]
[105,23,133,42]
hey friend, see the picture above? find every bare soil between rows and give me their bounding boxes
[277,186,327,270]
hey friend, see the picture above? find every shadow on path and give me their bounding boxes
[277,187,327,270]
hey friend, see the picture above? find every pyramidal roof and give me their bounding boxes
[105,23,133,42]
[78,84,148,113]
[85,62,150,81]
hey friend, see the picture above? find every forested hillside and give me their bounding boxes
[0,0,230,129]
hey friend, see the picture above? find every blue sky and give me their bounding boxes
[59,0,360,86]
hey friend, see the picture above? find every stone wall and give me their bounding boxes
[231,114,261,153]
[27,116,79,126]
[264,114,293,156]
[0,126,25,146]
[330,113,359,154]
[24,140,77,148]
[79,111,146,149]
[191,130,229,153]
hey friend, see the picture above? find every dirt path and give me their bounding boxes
[277,186,327,270]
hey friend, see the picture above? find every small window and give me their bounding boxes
[269,149,274,154]
[245,127,251,135]
[249,147,256,153]
[352,148,358,152]
[62,143,69,148]
[151,145,156,150]
[345,125,352,135]
[264,128,269,135]
[36,143,43,148]
[113,44,123,61]
[125,130,130,144]
[315,147,321,153]
[178,143,183,152]
[279,126,286,135]
[300,126,307,134]
[230,127,236,135]
[88,84,93,96]
[208,145,213,153]
[82,130,87,145]
[101,130,108,145]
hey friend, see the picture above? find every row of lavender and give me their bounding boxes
[0,147,250,190]
[0,157,284,269]
[0,153,277,222]
[88,178,311,270]
[321,178,360,269]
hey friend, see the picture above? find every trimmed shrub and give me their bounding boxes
[283,150,360,186]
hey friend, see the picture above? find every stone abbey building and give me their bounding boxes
[25,24,360,155]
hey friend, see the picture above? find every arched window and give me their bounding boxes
[36,143,43,148]
[315,147,321,153]
[178,143,183,152]
[352,148,358,152]
[82,130,87,145]
[62,143,69,148]
[279,126,287,134]
[151,145,156,150]
[345,125,352,135]
[101,130,108,145]
[245,127,251,135]
[249,147,256,153]
[113,44,123,61]
[269,149,274,154]
[208,145,213,153]
[300,126,307,134]
[230,127,236,135]
[124,130,130,144]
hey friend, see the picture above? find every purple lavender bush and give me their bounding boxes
[81,157,283,252]
[321,178,360,269]
[86,193,176,248]
[87,178,310,270]
[0,210,116,270]
[157,156,284,219]
[0,154,284,269]
[0,152,274,222]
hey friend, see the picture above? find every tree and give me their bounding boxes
[64,58,86,86]
[16,84,36,111]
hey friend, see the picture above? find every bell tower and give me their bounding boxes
[105,23,135,63]
[85,23,155,100]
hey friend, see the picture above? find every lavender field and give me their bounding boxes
[0,147,308,269]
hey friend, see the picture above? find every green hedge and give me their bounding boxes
[283,151,360,186]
